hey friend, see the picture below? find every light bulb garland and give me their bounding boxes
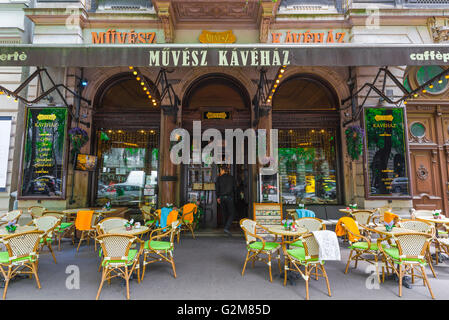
[129,66,159,108]
[403,68,449,106]
[266,66,287,104]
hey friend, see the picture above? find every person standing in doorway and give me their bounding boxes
[215,165,236,236]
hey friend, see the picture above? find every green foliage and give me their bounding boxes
[345,126,364,161]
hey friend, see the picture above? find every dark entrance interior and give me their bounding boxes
[180,73,252,231]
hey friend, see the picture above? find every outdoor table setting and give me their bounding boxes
[266,222,308,285]
[106,224,150,237]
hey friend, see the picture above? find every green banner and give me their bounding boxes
[19,107,68,198]
[364,107,410,198]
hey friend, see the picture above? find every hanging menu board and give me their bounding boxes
[19,107,68,199]
[363,107,411,198]
[253,203,282,240]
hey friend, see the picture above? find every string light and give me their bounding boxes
[131,67,158,107]
[133,71,137,75]
[422,89,427,93]
[129,66,133,70]
[429,84,434,89]
[266,66,287,104]
[413,93,419,98]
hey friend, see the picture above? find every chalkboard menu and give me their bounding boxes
[19,107,68,198]
[363,107,411,198]
[253,203,282,240]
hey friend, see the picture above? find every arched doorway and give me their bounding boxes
[91,72,161,213]
[272,73,343,219]
[181,73,252,230]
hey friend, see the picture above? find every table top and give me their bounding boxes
[62,208,118,214]
[266,225,308,237]
[373,226,415,236]
[0,225,37,237]
[106,225,150,236]
[417,217,449,224]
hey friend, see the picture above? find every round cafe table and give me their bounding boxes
[106,225,150,237]
[0,225,37,237]
[266,224,308,285]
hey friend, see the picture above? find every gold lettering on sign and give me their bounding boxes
[199,30,236,44]
[206,112,228,119]
[374,115,394,122]
[37,114,56,121]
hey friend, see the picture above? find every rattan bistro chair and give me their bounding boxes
[140,205,159,229]
[377,232,435,299]
[240,218,282,283]
[28,206,46,219]
[33,215,61,264]
[42,211,75,251]
[96,234,144,300]
[141,220,180,281]
[283,233,332,300]
[0,210,22,226]
[399,219,437,278]
[291,217,326,248]
[97,217,128,234]
[179,203,198,240]
[0,230,45,299]
[75,210,100,252]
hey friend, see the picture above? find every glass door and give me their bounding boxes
[95,129,159,208]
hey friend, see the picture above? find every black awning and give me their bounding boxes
[1,43,448,67]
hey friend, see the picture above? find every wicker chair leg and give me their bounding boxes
[170,251,177,278]
[241,251,250,276]
[398,265,403,297]
[305,266,310,300]
[277,250,282,273]
[2,267,11,300]
[136,264,140,284]
[48,243,57,264]
[426,250,437,278]
[283,257,288,286]
[125,266,130,300]
[96,268,106,300]
[32,262,41,289]
[77,231,85,252]
[190,225,195,239]
[321,264,332,297]
[141,254,147,281]
[374,254,380,284]
[268,254,272,282]
[344,250,353,274]
[420,265,435,299]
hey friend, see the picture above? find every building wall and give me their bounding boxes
[5,0,448,214]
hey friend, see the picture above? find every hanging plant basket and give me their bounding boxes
[345,125,364,161]
[68,127,89,162]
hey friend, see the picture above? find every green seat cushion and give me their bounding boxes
[0,251,35,264]
[39,237,53,244]
[439,230,448,235]
[248,242,280,251]
[287,247,319,262]
[55,222,73,232]
[145,220,155,226]
[145,240,172,251]
[102,249,138,266]
[384,247,425,263]
[290,240,304,248]
[349,242,383,251]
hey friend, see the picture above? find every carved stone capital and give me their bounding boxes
[428,17,449,43]
[259,1,276,43]
[155,1,174,43]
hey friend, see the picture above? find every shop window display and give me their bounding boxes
[95,129,159,207]
[278,128,338,205]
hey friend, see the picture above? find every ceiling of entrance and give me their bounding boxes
[273,77,337,111]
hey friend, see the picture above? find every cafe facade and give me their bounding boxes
[0,0,448,226]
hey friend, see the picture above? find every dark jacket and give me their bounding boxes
[215,173,236,199]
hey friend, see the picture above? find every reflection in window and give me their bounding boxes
[416,66,448,94]
[96,129,159,207]
[278,128,338,205]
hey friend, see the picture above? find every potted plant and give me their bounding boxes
[433,210,442,220]
[5,221,17,234]
[125,219,134,231]
[282,219,293,231]
[68,127,89,162]
[298,203,305,210]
